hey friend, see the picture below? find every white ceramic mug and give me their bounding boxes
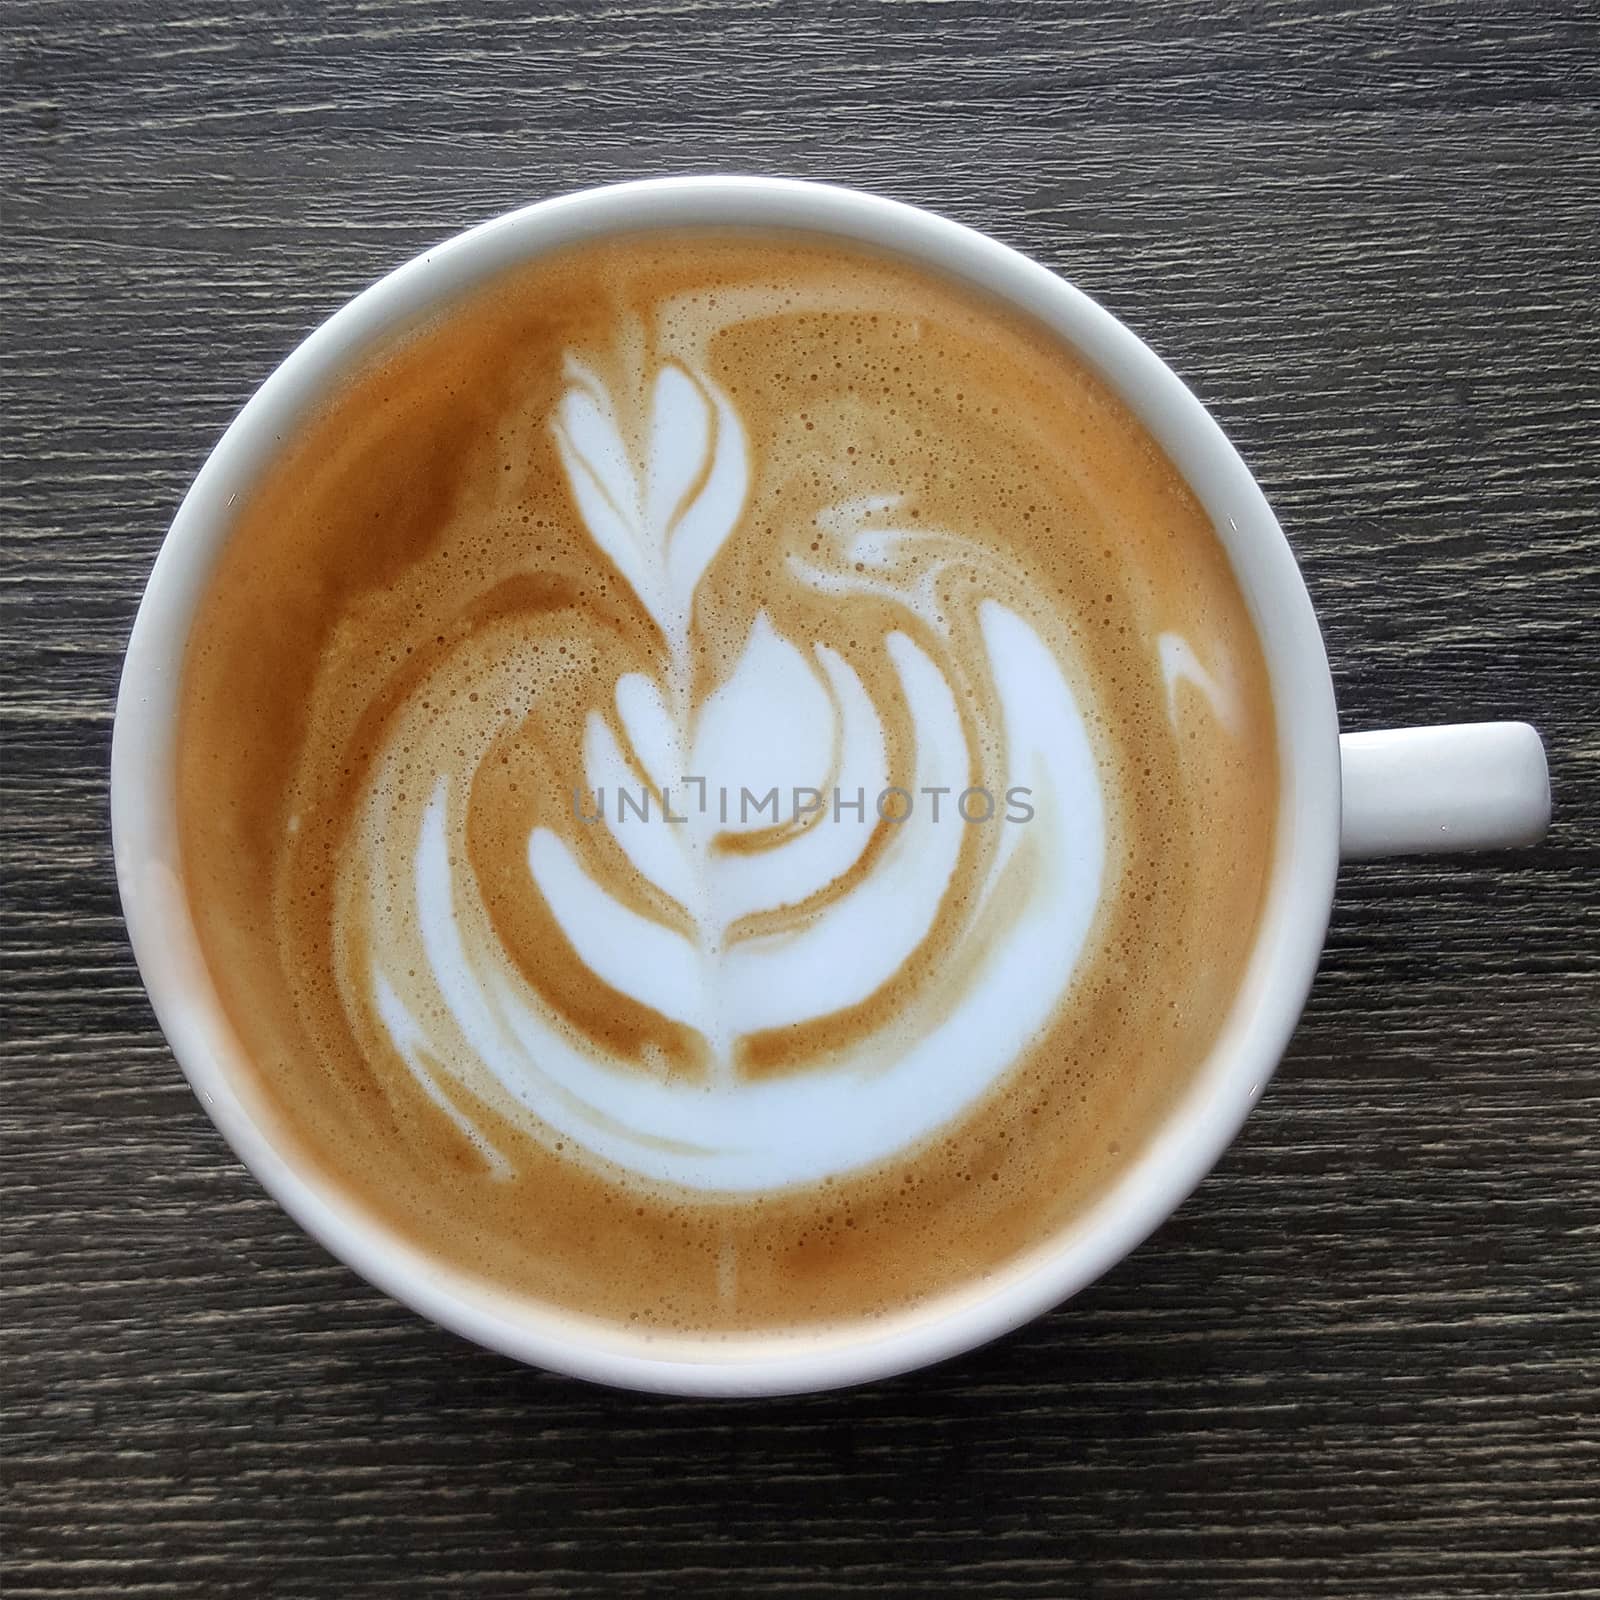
[112,178,1551,1396]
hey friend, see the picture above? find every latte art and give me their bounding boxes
[178,233,1278,1335]
[347,329,1108,1194]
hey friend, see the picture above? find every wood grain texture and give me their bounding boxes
[3,1,1598,1594]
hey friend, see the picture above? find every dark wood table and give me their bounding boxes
[5,3,1597,1594]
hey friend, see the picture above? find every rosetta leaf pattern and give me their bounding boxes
[540,352,954,1067]
[360,332,1111,1192]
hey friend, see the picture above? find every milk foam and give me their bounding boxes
[178,232,1281,1333]
[348,343,1115,1191]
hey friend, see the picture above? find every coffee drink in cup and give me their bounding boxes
[177,231,1278,1336]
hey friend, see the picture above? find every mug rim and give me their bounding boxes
[111,175,1340,1396]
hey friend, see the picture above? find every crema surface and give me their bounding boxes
[177,232,1278,1336]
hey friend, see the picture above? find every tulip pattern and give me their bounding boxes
[352,347,1109,1192]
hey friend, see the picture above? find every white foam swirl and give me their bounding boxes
[347,347,1129,1193]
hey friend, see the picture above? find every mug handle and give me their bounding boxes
[1340,722,1551,859]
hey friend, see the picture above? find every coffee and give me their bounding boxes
[177,230,1278,1338]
